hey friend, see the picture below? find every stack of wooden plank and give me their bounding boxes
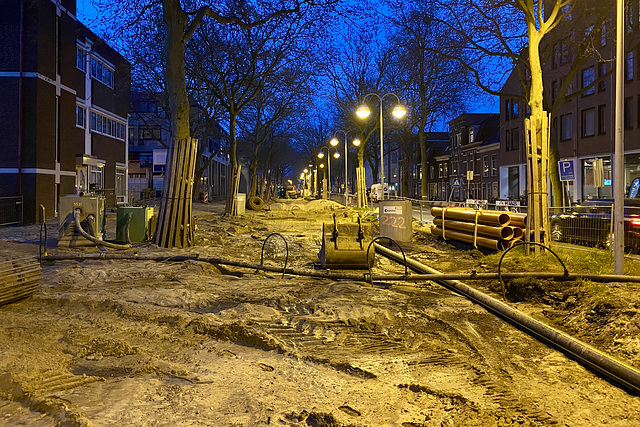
[430,207,527,251]
[0,257,41,306]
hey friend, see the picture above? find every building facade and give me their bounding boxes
[447,113,500,202]
[0,0,130,224]
[499,2,640,205]
[128,92,229,202]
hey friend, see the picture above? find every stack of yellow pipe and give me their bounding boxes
[430,207,527,251]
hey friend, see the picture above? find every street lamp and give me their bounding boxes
[356,93,406,190]
[331,130,361,197]
[318,146,340,197]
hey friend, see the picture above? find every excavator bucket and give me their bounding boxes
[318,214,374,269]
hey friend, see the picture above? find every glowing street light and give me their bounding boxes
[318,146,340,197]
[332,130,361,197]
[356,93,407,190]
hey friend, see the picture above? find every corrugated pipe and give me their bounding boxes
[373,243,640,395]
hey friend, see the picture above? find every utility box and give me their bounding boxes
[58,194,105,247]
[116,206,154,243]
[379,200,413,242]
[236,193,246,215]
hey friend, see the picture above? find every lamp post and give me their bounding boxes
[331,131,361,197]
[318,146,340,197]
[356,93,406,192]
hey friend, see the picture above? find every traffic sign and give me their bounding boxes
[558,160,575,181]
[452,178,462,188]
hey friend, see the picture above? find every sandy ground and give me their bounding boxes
[1,198,640,426]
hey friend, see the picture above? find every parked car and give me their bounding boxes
[550,198,640,251]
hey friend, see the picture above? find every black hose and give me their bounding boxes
[373,242,640,396]
[498,241,569,299]
[260,233,288,278]
[73,210,132,250]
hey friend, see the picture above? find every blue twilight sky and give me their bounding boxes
[74,0,499,122]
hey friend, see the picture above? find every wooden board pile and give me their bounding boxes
[430,207,528,251]
[0,257,41,306]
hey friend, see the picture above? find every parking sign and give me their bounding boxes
[558,160,575,181]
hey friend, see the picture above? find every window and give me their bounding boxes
[601,21,607,46]
[443,163,448,177]
[438,164,444,178]
[139,153,153,168]
[430,166,434,179]
[561,114,573,141]
[76,47,86,71]
[90,57,114,88]
[76,106,85,128]
[115,167,126,204]
[505,129,512,152]
[139,101,157,113]
[551,80,558,104]
[505,99,511,120]
[511,100,519,118]
[511,128,519,151]
[627,52,634,81]
[483,156,489,177]
[90,111,126,140]
[469,127,475,143]
[598,104,607,135]
[88,165,103,191]
[625,97,634,129]
[581,66,595,96]
[598,62,607,92]
[581,108,595,137]
[139,126,161,140]
[491,154,497,177]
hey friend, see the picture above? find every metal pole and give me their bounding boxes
[614,0,624,274]
[379,98,384,187]
[328,151,331,197]
[344,134,349,197]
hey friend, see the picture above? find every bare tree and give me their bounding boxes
[386,0,472,200]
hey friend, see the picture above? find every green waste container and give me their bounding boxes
[116,206,154,243]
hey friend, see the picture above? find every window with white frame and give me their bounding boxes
[115,167,126,203]
[76,105,85,128]
[483,156,489,177]
[90,111,125,140]
[491,154,497,176]
[90,57,114,88]
[88,166,103,190]
[468,127,475,143]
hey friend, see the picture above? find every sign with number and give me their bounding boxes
[452,178,462,188]
[558,160,575,181]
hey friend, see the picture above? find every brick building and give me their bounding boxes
[0,0,130,224]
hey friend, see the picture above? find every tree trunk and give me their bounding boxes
[526,28,550,252]
[156,0,194,248]
[225,113,239,215]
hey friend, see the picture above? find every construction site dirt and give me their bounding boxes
[1,198,640,426]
